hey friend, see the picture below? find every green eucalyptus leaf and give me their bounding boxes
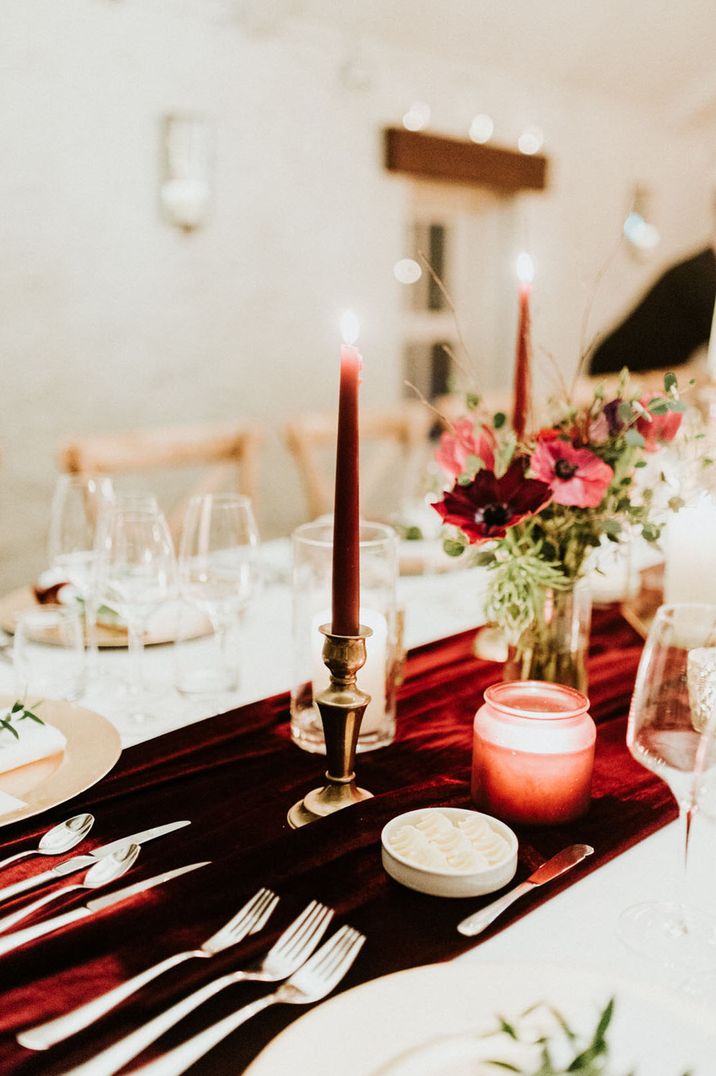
[617,401,633,424]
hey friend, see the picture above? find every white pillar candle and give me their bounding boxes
[311,607,388,734]
[664,494,716,604]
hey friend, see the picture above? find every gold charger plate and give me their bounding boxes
[0,696,121,827]
[0,587,210,649]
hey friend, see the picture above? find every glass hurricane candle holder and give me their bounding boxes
[471,681,596,826]
[290,519,399,754]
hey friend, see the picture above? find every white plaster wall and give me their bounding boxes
[0,0,713,590]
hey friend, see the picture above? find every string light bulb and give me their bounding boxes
[469,114,494,144]
[518,125,544,155]
[393,258,422,284]
[402,101,431,132]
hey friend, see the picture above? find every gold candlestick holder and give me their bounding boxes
[288,624,373,829]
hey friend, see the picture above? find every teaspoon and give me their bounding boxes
[0,843,140,933]
[0,813,95,873]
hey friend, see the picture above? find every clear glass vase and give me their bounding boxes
[503,578,592,693]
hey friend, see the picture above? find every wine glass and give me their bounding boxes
[47,474,114,676]
[177,493,260,694]
[619,602,716,967]
[95,500,176,728]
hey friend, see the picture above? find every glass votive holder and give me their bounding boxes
[173,599,239,696]
[290,519,399,754]
[13,605,85,702]
[471,680,596,826]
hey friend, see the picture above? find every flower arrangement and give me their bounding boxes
[431,370,685,686]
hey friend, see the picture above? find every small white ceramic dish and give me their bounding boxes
[380,806,518,898]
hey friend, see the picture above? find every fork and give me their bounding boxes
[17,886,278,1052]
[133,924,365,1076]
[59,900,335,1076]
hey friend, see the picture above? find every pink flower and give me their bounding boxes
[636,395,683,452]
[530,439,613,508]
[436,418,495,479]
[433,459,552,542]
[588,412,610,445]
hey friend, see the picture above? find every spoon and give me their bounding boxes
[0,843,140,933]
[0,814,95,873]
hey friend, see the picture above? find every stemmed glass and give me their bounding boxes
[95,499,176,728]
[47,474,114,677]
[177,494,260,694]
[620,602,716,967]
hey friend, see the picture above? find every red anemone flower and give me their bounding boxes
[433,459,552,542]
[530,438,613,508]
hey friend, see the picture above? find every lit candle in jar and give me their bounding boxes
[664,494,716,605]
[472,680,596,825]
[311,607,387,732]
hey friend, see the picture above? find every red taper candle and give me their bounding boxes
[331,344,362,636]
[512,253,534,441]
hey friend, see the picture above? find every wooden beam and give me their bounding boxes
[384,127,547,193]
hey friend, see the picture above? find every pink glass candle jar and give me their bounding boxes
[471,681,596,826]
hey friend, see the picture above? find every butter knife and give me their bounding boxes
[0,820,191,904]
[457,843,594,937]
[0,860,209,958]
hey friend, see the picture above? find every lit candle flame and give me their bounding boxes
[340,309,360,345]
[516,252,535,286]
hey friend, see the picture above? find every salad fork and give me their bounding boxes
[18,886,278,1051]
[58,900,335,1075]
[132,924,366,1076]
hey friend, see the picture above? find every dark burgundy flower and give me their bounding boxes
[432,459,552,542]
[603,399,626,435]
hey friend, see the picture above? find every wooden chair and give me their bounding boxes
[284,402,433,521]
[58,421,262,535]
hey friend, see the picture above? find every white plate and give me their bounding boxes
[0,696,121,825]
[0,587,210,648]
[245,961,715,1076]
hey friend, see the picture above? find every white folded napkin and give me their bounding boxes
[0,714,67,776]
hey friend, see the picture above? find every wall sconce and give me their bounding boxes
[159,114,212,233]
[623,185,660,259]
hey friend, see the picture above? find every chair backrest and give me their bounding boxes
[58,421,262,535]
[284,402,433,521]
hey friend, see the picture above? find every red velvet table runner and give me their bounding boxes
[0,608,674,1074]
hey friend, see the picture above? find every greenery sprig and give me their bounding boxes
[480,997,691,1075]
[0,700,44,741]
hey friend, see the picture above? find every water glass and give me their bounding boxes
[47,474,114,673]
[95,500,176,728]
[290,519,399,754]
[177,494,260,694]
[13,606,85,701]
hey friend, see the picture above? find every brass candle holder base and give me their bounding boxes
[288,625,373,829]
